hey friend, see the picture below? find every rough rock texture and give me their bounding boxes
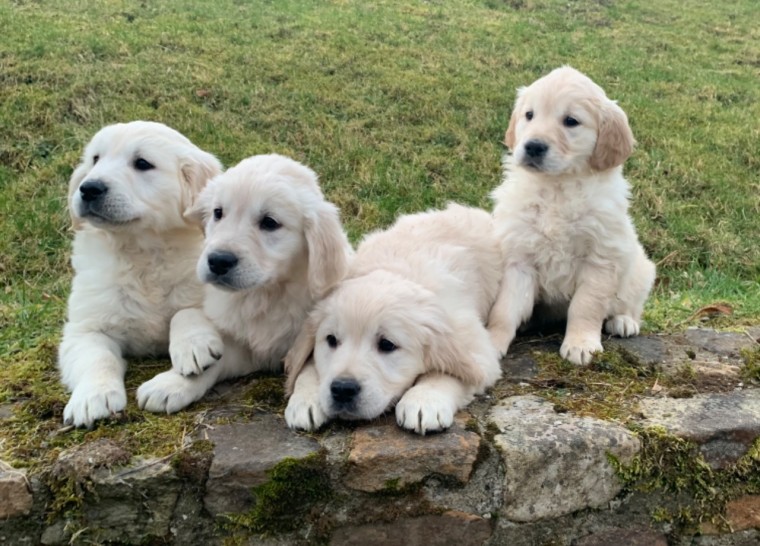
[575,526,669,546]
[330,510,492,546]
[701,495,760,535]
[684,328,758,358]
[606,335,666,365]
[639,390,760,469]
[0,462,33,519]
[344,414,480,492]
[203,414,320,514]
[488,396,640,522]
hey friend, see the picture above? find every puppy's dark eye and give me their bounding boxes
[563,116,580,128]
[377,337,397,353]
[134,158,155,171]
[525,110,534,121]
[93,155,100,164]
[326,334,338,348]
[213,208,223,220]
[259,216,281,231]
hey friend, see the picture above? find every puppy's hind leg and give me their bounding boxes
[59,327,127,428]
[605,248,656,338]
[169,308,224,376]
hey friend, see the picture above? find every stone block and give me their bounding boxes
[0,461,33,519]
[344,414,481,492]
[202,414,320,515]
[488,395,640,522]
[639,390,760,469]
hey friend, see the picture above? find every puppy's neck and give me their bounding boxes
[86,224,203,256]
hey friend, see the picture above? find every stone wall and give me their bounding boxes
[2,327,759,545]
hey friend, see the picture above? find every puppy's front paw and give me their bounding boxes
[170,331,223,377]
[604,315,640,338]
[285,387,327,431]
[64,380,127,428]
[137,371,205,414]
[560,337,603,366]
[395,387,456,435]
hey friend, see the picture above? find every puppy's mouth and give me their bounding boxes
[519,156,546,171]
[78,209,139,226]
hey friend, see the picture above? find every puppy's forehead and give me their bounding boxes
[525,67,608,105]
[87,122,191,159]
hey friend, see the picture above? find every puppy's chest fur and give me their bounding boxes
[68,228,204,354]
[497,178,630,302]
[204,282,311,368]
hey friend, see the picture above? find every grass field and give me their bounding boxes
[0,0,758,466]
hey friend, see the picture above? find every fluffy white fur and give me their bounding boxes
[59,121,222,428]
[137,154,352,413]
[488,66,656,365]
[285,204,503,435]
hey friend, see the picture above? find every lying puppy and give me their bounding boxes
[137,154,352,413]
[285,204,503,435]
[59,121,222,427]
[488,66,656,365]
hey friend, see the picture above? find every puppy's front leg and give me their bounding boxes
[395,373,475,435]
[487,264,537,356]
[59,327,127,428]
[284,363,328,431]
[169,308,223,376]
[137,337,250,414]
[561,264,616,365]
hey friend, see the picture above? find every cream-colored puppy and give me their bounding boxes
[59,121,222,428]
[284,204,503,435]
[488,66,656,366]
[137,154,352,413]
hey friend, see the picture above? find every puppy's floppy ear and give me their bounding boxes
[183,179,215,226]
[305,201,352,299]
[420,302,486,387]
[180,148,223,223]
[67,160,90,230]
[589,100,635,171]
[284,309,322,396]
[504,86,527,150]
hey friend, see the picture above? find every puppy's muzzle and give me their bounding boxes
[207,251,239,276]
[522,139,549,168]
[79,179,108,203]
[330,377,361,409]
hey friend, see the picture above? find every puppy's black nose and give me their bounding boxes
[330,378,361,405]
[79,180,108,202]
[524,139,548,158]
[207,251,239,276]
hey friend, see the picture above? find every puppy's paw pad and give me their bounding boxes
[64,383,127,428]
[395,390,455,435]
[560,338,603,366]
[137,372,200,414]
[604,315,640,338]
[170,332,224,376]
[285,393,327,432]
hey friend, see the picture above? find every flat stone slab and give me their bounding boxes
[606,335,666,365]
[684,328,757,358]
[488,395,640,522]
[344,414,480,492]
[330,510,492,546]
[0,461,33,519]
[639,390,760,469]
[202,415,320,515]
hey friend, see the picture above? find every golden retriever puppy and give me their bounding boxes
[59,121,222,428]
[284,204,503,435]
[136,154,352,413]
[487,66,656,366]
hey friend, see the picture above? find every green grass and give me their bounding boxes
[0,0,758,466]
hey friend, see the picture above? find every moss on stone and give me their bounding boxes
[222,452,331,536]
[243,375,286,412]
[610,427,760,536]
[740,346,760,382]
[171,439,214,483]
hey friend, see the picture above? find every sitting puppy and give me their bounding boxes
[284,204,503,435]
[137,154,352,413]
[487,66,656,365]
[59,121,222,427]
